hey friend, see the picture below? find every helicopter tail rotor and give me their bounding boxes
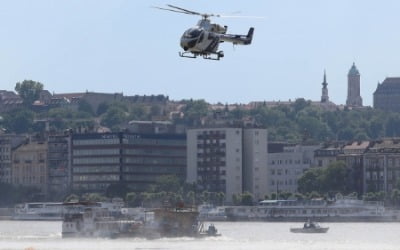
[245,27,254,45]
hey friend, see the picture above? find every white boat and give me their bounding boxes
[13,202,64,220]
[224,196,400,222]
[62,201,146,238]
[290,220,329,233]
[198,204,227,221]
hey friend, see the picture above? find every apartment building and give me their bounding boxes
[48,134,72,198]
[187,127,268,203]
[0,134,27,183]
[12,139,48,195]
[364,139,400,194]
[337,141,370,195]
[267,144,320,195]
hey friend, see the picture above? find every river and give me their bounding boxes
[0,221,399,250]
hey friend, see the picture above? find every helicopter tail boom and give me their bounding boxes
[219,27,254,45]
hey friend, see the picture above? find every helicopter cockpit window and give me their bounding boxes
[184,28,202,39]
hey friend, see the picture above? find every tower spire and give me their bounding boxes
[323,69,327,87]
[321,70,329,103]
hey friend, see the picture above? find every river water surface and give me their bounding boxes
[0,221,399,250]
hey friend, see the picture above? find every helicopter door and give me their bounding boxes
[205,32,219,53]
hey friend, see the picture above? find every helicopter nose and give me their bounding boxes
[180,38,197,50]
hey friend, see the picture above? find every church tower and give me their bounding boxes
[346,63,363,107]
[321,70,329,103]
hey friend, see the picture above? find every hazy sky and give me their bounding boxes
[1,0,400,106]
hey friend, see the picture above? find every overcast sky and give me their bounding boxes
[1,0,400,106]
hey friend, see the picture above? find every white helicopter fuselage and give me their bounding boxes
[179,18,254,59]
[180,27,220,54]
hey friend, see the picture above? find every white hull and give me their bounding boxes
[290,227,329,233]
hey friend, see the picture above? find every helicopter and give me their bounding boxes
[153,4,256,60]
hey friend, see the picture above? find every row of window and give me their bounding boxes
[73,149,119,156]
[123,175,158,182]
[270,179,296,186]
[122,166,183,174]
[73,183,109,190]
[122,138,184,146]
[73,139,120,145]
[124,157,185,165]
[123,148,185,156]
[73,156,186,165]
[73,157,120,164]
[73,166,120,173]
[270,169,304,175]
[270,159,310,165]
[73,174,119,181]
[0,147,10,153]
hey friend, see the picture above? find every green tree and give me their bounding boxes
[97,102,110,116]
[232,194,240,205]
[298,168,324,194]
[240,192,254,205]
[81,193,107,202]
[101,106,128,129]
[322,161,348,194]
[126,192,137,207]
[3,108,35,133]
[64,194,79,202]
[15,80,44,106]
[78,100,94,115]
[182,99,209,125]
[153,175,182,193]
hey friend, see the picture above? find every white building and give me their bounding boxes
[187,128,268,203]
[267,144,320,196]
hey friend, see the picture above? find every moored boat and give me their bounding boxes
[13,202,63,221]
[62,202,221,238]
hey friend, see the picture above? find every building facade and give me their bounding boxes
[48,134,72,198]
[337,141,370,195]
[267,144,320,196]
[314,142,344,168]
[71,132,186,193]
[373,77,400,112]
[0,134,27,183]
[11,139,48,195]
[346,63,363,108]
[187,127,268,203]
[364,139,400,194]
[243,129,268,200]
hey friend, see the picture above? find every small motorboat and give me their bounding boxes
[290,220,329,233]
[198,224,221,237]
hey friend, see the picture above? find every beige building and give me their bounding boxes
[364,139,400,194]
[0,134,27,183]
[12,140,48,195]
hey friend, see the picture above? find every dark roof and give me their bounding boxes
[374,77,400,95]
[348,63,360,76]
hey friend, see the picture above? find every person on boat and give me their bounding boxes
[207,224,217,235]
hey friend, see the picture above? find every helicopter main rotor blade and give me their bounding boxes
[151,6,194,15]
[218,15,265,19]
[166,4,201,16]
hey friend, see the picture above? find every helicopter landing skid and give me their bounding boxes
[179,51,224,60]
[179,51,197,59]
[203,51,224,61]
